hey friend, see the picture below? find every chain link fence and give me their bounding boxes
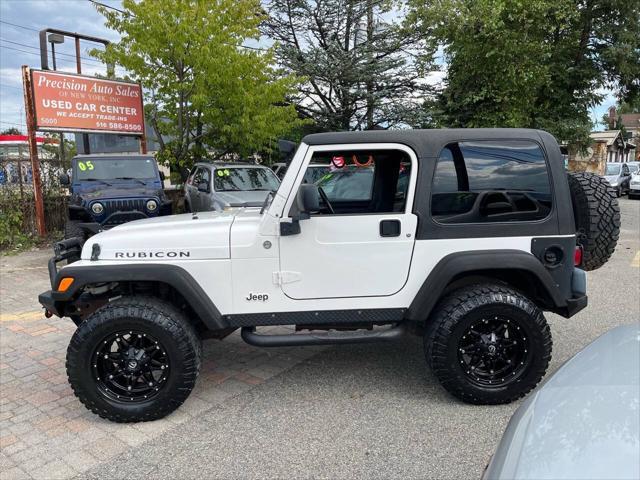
[0,141,68,250]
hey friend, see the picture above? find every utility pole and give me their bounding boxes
[21,65,46,237]
[365,0,374,130]
[47,34,66,167]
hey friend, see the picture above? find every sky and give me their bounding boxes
[0,0,616,136]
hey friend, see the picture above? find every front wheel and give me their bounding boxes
[66,296,201,422]
[425,284,552,405]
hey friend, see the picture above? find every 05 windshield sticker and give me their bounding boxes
[216,169,231,177]
[78,161,94,171]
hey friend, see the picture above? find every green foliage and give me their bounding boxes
[264,0,436,131]
[407,0,640,147]
[0,204,33,252]
[93,0,305,171]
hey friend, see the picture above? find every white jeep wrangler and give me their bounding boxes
[39,129,620,422]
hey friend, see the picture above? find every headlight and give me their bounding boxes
[91,202,104,214]
[146,199,158,211]
[610,182,618,187]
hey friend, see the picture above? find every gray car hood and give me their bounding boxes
[604,174,620,183]
[484,323,640,480]
[214,190,271,206]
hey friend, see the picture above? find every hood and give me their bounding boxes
[604,175,620,183]
[75,183,163,201]
[484,324,640,480]
[82,210,239,260]
[214,190,272,206]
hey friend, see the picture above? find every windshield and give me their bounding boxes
[317,168,374,201]
[628,164,639,174]
[606,163,621,175]
[213,167,280,192]
[74,158,156,181]
[303,165,331,184]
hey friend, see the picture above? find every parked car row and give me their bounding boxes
[58,154,640,243]
[605,161,639,197]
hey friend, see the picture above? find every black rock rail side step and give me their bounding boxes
[240,323,406,347]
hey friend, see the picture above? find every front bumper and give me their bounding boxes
[40,237,84,318]
[38,290,60,317]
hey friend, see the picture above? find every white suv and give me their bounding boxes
[39,129,619,422]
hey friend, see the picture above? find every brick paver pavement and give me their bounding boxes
[0,249,322,479]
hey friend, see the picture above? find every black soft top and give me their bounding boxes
[302,128,556,159]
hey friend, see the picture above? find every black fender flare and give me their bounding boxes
[50,264,225,330]
[405,250,568,322]
[68,204,92,222]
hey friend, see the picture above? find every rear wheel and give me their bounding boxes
[67,296,201,422]
[425,284,552,405]
[567,172,620,271]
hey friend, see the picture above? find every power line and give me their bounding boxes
[0,45,81,66]
[0,44,127,76]
[0,121,27,127]
[0,20,112,46]
[0,38,105,66]
[87,0,127,15]
[0,20,38,32]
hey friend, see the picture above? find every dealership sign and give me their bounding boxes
[31,70,144,135]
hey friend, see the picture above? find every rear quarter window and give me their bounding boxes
[431,140,552,223]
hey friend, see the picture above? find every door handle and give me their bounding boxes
[379,219,401,237]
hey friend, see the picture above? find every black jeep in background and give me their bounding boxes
[60,154,172,239]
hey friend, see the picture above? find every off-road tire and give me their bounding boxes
[567,172,620,271]
[64,220,85,240]
[425,284,552,405]
[67,296,201,422]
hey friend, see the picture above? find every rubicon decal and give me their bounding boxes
[114,251,191,259]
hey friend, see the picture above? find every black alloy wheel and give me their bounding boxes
[457,316,530,387]
[425,284,552,405]
[93,330,170,403]
[67,296,201,422]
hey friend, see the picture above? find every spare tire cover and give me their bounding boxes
[567,172,620,271]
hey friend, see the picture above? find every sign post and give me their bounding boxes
[21,65,47,237]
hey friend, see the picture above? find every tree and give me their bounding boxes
[94,0,303,170]
[0,128,21,135]
[263,0,435,131]
[407,0,640,147]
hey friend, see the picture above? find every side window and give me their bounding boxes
[305,149,411,215]
[186,167,198,185]
[431,140,552,223]
[191,167,204,186]
[201,167,211,187]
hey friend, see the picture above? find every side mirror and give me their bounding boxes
[280,184,320,236]
[297,184,320,216]
[197,182,209,193]
[59,173,70,186]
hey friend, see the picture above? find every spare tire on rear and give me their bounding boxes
[567,172,620,271]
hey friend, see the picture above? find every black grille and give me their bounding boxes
[102,199,146,216]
